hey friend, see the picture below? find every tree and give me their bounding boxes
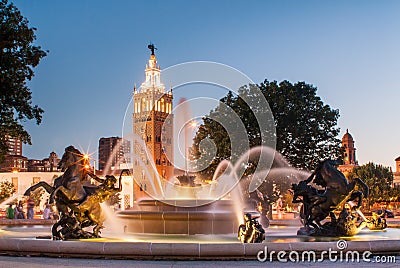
[0,0,47,162]
[0,181,16,202]
[348,162,395,210]
[260,80,341,169]
[192,79,341,179]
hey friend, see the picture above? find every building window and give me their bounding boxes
[11,177,18,192]
[124,194,130,209]
[32,177,41,185]
[161,98,165,112]
[142,98,147,112]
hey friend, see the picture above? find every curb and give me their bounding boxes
[0,238,399,260]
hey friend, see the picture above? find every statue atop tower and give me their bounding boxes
[148,43,157,55]
[138,43,165,93]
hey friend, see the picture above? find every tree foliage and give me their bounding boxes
[0,180,16,202]
[0,0,46,161]
[348,162,396,209]
[192,79,341,179]
[260,80,341,169]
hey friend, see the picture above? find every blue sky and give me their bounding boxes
[11,0,400,169]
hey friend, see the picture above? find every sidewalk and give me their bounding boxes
[0,256,399,268]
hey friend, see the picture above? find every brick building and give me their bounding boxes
[0,136,27,172]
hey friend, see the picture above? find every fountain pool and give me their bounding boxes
[1,222,400,260]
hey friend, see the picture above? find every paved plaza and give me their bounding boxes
[0,256,399,268]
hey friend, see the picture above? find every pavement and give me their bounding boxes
[0,256,399,268]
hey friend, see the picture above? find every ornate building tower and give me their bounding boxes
[342,129,356,165]
[338,129,358,175]
[132,45,173,199]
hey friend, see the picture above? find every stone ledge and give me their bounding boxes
[0,238,399,260]
[0,219,56,225]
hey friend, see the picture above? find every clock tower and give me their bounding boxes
[132,45,174,199]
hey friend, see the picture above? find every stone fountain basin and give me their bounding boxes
[117,199,240,234]
[1,224,400,260]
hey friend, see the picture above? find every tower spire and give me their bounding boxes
[140,44,164,93]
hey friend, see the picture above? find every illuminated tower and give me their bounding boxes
[338,129,358,175]
[342,129,356,165]
[132,45,173,199]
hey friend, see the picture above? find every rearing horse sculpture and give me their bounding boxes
[24,145,125,239]
[292,159,369,235]
[25,146,92,220]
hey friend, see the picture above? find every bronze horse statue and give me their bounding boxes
[24,145,126,239]
[25,146,93,220]
[61,173,125,237]
[292,159,369,235]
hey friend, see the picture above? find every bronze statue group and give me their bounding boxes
[238,159,387,243]
[24,146,126,240]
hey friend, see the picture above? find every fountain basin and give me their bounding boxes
[117,199,240,234]
[1,224,400,260]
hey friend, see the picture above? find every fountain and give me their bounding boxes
[1,143,400,259]
[1,51,400,260]
[117,108,307,236]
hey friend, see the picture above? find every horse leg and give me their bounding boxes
[52,221,62,240]
[49,186,60,203]
[24,182,54,196]
[52,214,71,240]
[348,191,363,209]
[87,209,103,237]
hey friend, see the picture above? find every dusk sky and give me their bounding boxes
[12,0,400,169]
